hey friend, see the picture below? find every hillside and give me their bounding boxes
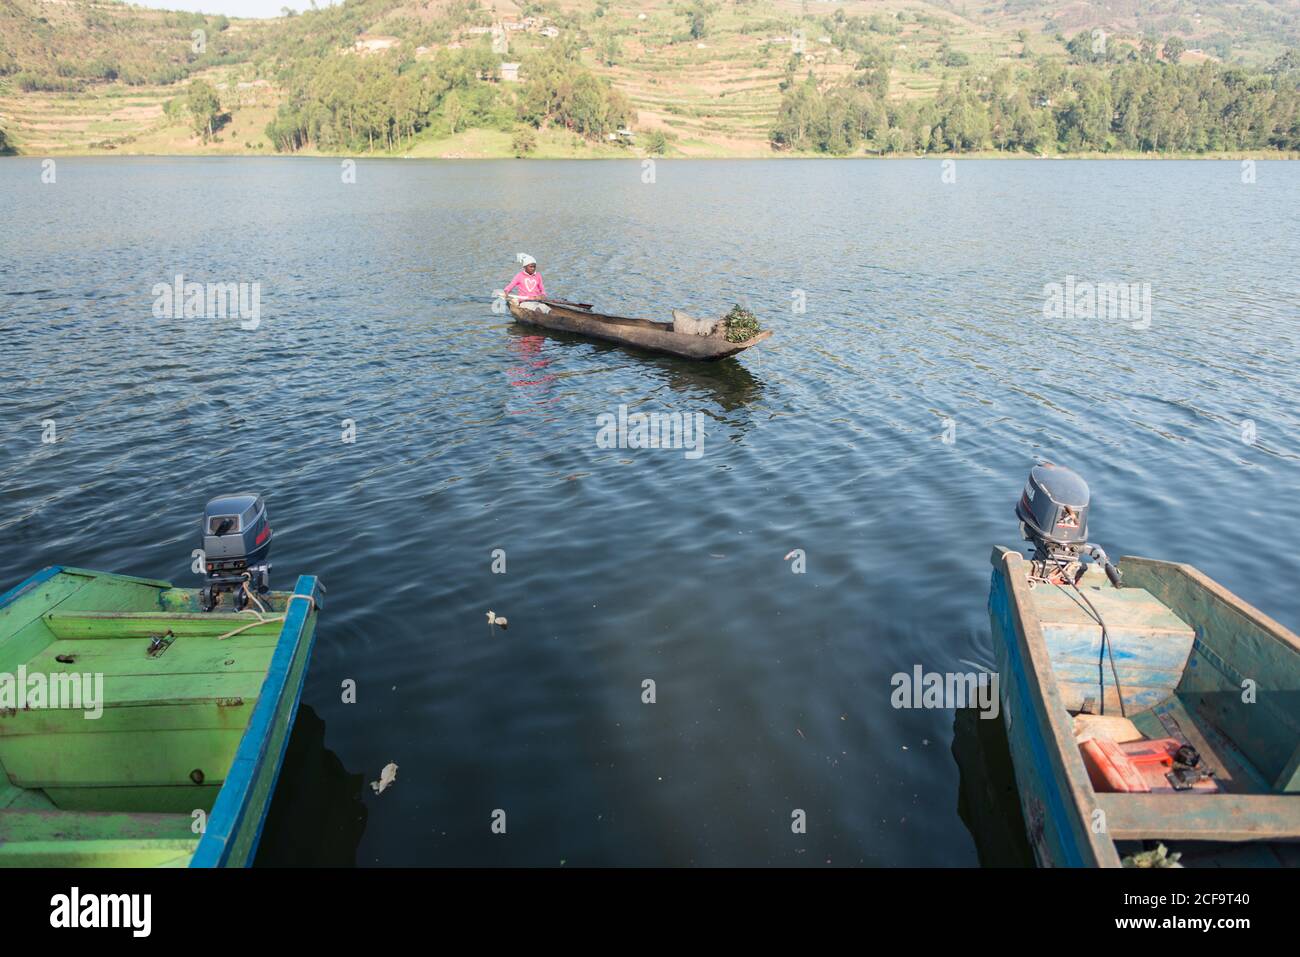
[0,0,1297,156]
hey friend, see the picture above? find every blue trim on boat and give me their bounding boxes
[0,566,64,611]
[191,574,319,868]
[244,578,320,860]
[991,568,1086,867]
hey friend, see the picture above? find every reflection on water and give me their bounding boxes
[255,706,368,867]
[503,321,767,412]
[951,707,1034,868]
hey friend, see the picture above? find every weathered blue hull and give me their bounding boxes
[989,559,1114,866]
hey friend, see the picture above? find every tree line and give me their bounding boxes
[773,50,1300,155]
[264,40,631,153]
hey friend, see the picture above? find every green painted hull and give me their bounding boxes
[989,549,1300,867]
[0,566,322,867]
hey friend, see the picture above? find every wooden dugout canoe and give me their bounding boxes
[0,565,323,867]
[988,549,1300,867]
[507,298,772,361]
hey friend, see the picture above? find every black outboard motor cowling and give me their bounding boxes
[199,492,272,611]
[1017,463,1090,560]
[1016,464,1121,587]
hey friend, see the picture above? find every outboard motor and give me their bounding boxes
[1016,464,1121,587]
[199,492,272,611]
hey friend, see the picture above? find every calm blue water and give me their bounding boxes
[1,158,1296,865]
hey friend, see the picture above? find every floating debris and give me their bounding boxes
[487,610,509,631]
[370,762,398,795]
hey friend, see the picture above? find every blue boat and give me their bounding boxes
[988,466,1300,866]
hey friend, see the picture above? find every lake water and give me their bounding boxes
[1,157,1297,866]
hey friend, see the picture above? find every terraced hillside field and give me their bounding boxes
[0,70,280,154]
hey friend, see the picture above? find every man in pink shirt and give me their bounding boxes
[503,255,546,300]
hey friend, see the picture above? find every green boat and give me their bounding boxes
[0,565,322,867]
[989,465,1300,867]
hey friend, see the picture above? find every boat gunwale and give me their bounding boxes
[0,566,67,612]
[992,546,1122,866]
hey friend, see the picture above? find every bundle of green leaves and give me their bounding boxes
[722,304,762,342]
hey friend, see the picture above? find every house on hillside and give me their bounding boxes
[355,34,400,54]
[501,63,521,82]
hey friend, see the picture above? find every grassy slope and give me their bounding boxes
[0,0,1296,157]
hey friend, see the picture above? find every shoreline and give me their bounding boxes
[4,148,1296,161]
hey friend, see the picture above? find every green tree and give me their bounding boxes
[186,79,221,141]
[1163,36,1186,64]
[444,90,465,134]
[685,1,713,41]
[770,75,823,150]
[1066,31,1087,63]
[511,126,537,156]
[1059,72,1113,150]
[516,42,632,139]
[643,129,669,155]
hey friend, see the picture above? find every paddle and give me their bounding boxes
[540,298,594,311]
